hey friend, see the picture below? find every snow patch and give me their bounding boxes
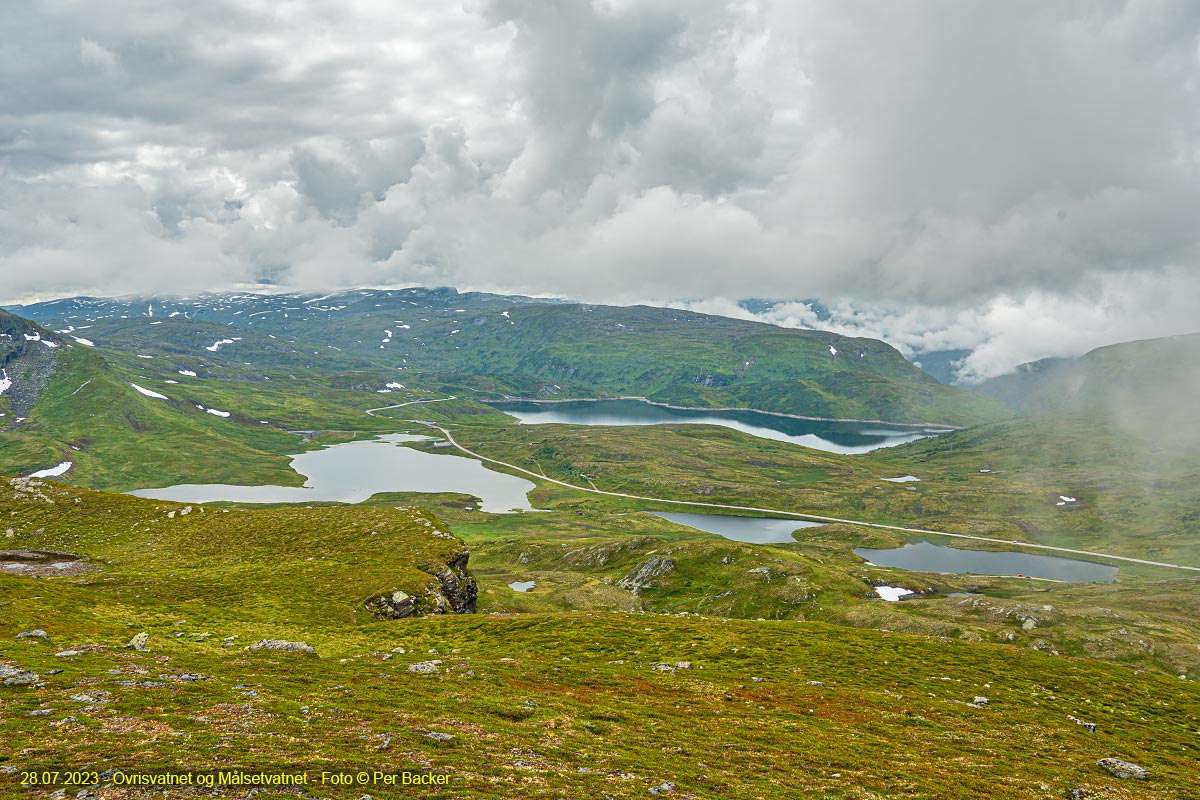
[136,354,153,359]
[205,408,231,418]
[29,461,72,479]
[72,336,95,346]
[874,586,914,602]
[0,369,10,395]
[881,475,920,483]
[829,345,837,356]
[178,370,197,377]
[205,337,242,352]
[130,383,169,399]
[385,382,404,389]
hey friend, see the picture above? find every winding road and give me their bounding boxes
[366,402,1200,575]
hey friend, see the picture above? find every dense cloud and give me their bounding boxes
[2,1,1198,377]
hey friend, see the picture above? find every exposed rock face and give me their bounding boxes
[247,639,316,655]
[365,549,477,620]
[369,591,417,619]
[436,551,477,613]
[1098,758,1148,779]
[617,556,675,593]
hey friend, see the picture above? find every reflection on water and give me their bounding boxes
[492,399,947,454]
[648,511,823,544]
[128,434,538,513]
[855,539,1118,582]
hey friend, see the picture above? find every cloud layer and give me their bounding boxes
[2,1,1198,377]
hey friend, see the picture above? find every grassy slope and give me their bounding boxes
[1,480,1198,799]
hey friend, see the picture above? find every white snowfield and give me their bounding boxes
[130,383,169,399]
[0,368,11,395]
[829,345,838,356]
[205,337,242,352]
[28,461,72,478]
[205,408,231,417]
[72,336,95,346]
[881,475,920,483]
[178,370,197,377]
[874,586,914,602]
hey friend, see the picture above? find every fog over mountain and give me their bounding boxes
[3,1,1199,378]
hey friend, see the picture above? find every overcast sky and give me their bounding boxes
[2,1,1198,379]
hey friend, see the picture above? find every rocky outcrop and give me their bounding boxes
[247,639,317,655]
[617,556,675,594]
[1,664,40,686]
[365,549,477,620]
[1098,758,1148,779]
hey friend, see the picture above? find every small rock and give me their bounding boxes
[28,709,52,716]
[407,660,442,674]
[806,681,825,686]
[1098,757,1148,779]
[54,650,82,658]
[1022,619,1037,631]
[973,696,989,705]
[45,669,63,675]
[649,781,678,795]
[246,639,316,655]
[126,632,149,651]
[16,629,48,640]
[423,731,453,742]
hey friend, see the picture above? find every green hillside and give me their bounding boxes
[2,479,1196,798]
[343,303,1011,426]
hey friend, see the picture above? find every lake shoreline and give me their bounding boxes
[486,395,962,430]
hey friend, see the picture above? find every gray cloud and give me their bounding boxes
[1,1,1198,377]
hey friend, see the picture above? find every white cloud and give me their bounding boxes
[1,1,1198,377]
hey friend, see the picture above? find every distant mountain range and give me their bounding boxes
[9,288,1009,427]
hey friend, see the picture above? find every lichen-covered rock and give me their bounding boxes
[1,664,40,686]
[1098,758,1148,779]
[246,639,316,655]
[16,629,48,640]
[126,632,149,651]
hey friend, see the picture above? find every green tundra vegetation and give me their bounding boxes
[2,304,1198,796]
[2,480,1198,799]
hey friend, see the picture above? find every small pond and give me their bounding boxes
[855,539,1118,583]
[491,399,947,454]
[128,434,538,513]
[508,580,536,592]
[648,511,824,544]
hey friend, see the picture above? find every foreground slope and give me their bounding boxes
[1,479,1197,799]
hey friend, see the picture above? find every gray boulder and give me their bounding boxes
[1098,758,1148,779]
[247,639,316,655]
[16,629,48,640]
[126,632,149,651]
[407,660,442,674]
[367,591,416,619]
[1,664,40,686]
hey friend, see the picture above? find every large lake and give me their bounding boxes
[648,511,824,544]
[855,539,1118,583]
[128,434,538,513]
[491,399,948,454]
